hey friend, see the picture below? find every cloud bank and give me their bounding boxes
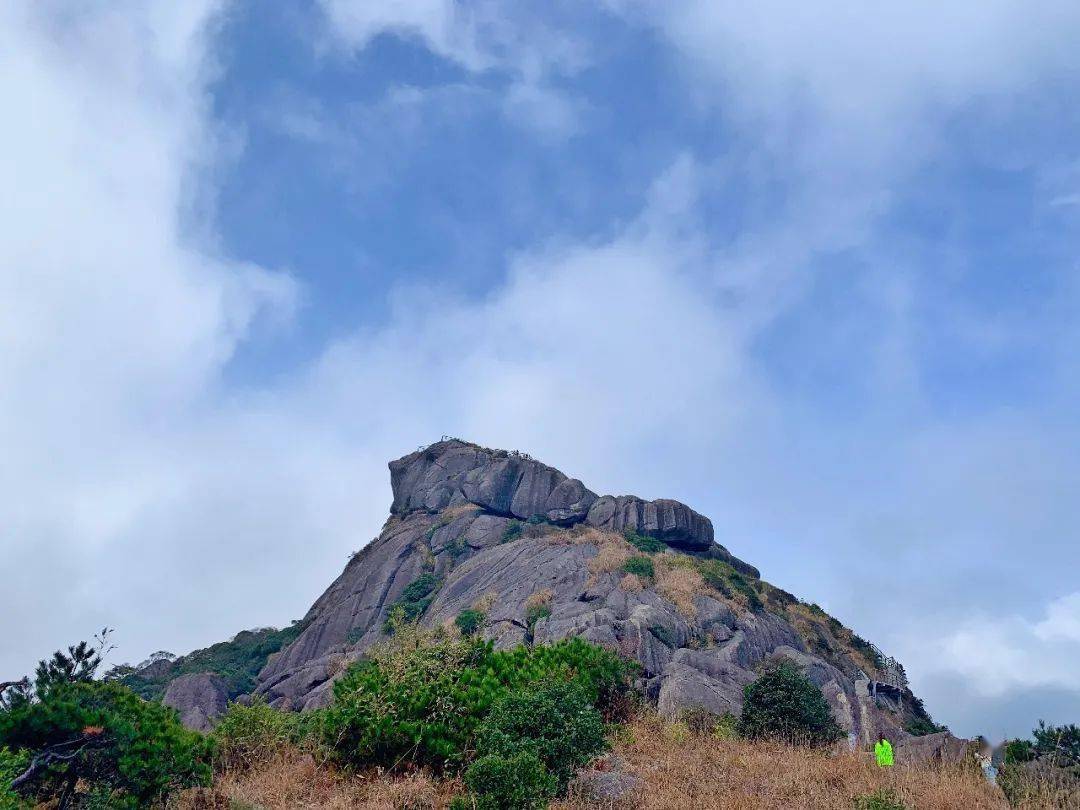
[2,0,1079,741]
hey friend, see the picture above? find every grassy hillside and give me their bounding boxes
[171,711,1009,809]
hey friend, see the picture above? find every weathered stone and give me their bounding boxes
[163,673,228,732]
[586,495,714,551]
[389,440,597,522]
[894,731,971,765]
[247,438,938,750]
[570,768,642,805]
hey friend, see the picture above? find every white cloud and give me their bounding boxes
[313,0,591,141]
[4,0,1080,744]
[927,592,1080,696]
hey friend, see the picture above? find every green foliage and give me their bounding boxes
[850,634,886,671]
[998,720,1080,806]
[501,520,524,544]
[383,573,441,632]
[455,609,487,637]
[0,680,212,807]
[34,638,103,695]
[211,697,310,770]
[1031,720,1080,768]
[525,603,552,634]
[474,680,607,791]
[904,715,946,737]
[114,623,308,701]
[320,631,631,773]
[696,560,763,611]
[1004,738,1036,764]
[649,624,676,648]
[622,555,655,580]
[714,711,739,740]
[737,660,844,746]
[854,788,906,810]
[0,747,28,810]
[461,751,557,810]
[623,529,666,554]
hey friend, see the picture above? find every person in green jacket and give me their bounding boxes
[875,737,894,767]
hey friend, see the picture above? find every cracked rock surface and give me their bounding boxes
[253,439,943,754]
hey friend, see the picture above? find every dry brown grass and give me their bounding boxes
[619,573,645,593]
[586,533,636,575]
[173,710,1027,810]
[555,713,1009,810]
[654,557,705,617]
[526,587,555,611]
[172,752,462,809]
[472,590,498,612]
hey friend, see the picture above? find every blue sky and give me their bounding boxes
[3,0,1080,740]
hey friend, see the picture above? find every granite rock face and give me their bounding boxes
[253,439,936,754]
[163,673,228,732]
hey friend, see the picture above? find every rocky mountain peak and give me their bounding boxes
[389,438,723,555]
[243,438,952,759]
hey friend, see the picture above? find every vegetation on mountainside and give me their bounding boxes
[318,627,630,780]
[737,659,846,747]
[454,608,486,637]
[383,572,442,631]
[107,622,309,701]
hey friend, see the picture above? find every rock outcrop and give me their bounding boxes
[253,439,939,752]
[163,672,228,732]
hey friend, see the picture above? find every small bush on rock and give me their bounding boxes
[622,556,655,581]
[737,660,844,746]
[623,529,665,554]
[455,609,486,637]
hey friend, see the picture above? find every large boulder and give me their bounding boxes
[894,731,971,765]
[586,495,714,551]
[389,440,597,524]
[163,673,228,732]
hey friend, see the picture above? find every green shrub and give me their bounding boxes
[854,788,906,810]
[1031,720,1080,767]
[737,660,844,746]
[474,680,606,791]
[649,624,676,648]
[461,751,557,810]
[1004,738,1035,764]
[0,680,212,807]
[0,747,28,810]
[696,560,763,611]
[622,556,655,580]
[383,573,441,632]
[320,630,631,772]
[904,715,945,737]
[623,529,666,554]
[501,521,524,544]
[525,603,552,634]
[455,609,487,637]
[211,697,309,770]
